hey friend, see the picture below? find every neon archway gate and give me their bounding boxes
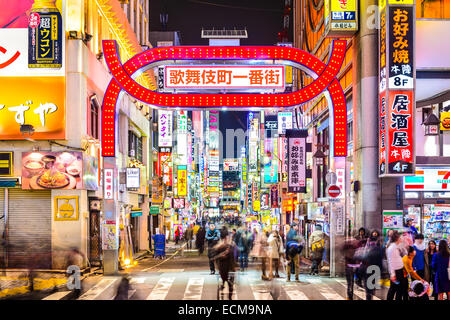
[101,40,348,158]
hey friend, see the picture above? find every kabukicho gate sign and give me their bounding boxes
[101,40,348,158]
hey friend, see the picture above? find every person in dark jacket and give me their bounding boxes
[431,239,450,300]
[114,275,131,300]
[237,228,253,272]
[195,225,206,256]
[360,233,384,300]
[212,232,237,300]
[285,239,303,282]
[342,237,360,300]
[424,240,438,299]
[205,224,221,274]
[286,223,299,275]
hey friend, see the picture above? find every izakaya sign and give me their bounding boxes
[101,41,348,158]
[165,66,284,89]
[379,0,415,176]
[287,129,308,193]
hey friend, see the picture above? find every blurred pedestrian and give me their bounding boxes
[220,225,229,240]
[286,223,299,275]
[206,224,221,275]
[114,275,131,300]
[362,231,384,300]
[195,225,206,255]
[184,224,194,250]
[65,248,85,299]
[342,236,360,300]
[370,229,383,247]
[355,227,368,245]
[212,232,237,300]
[250,229,269,280]
[412,233,426,279]
[431,239,450,300]
[175,227,181,245]
[237,227,252,272]
[424,240,438,299]
[385,229,394,249]
[309,225,325,275]
[386,230,408,300]
[267,230,284,279]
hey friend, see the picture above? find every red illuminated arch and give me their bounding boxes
[101,40,347,157]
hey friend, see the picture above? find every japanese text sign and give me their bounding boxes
[104,169,114,199]
[177,165,187,196]
[287,129,308,193]
[388,6,414,90]
[0,77,65,139]
[159,152,173,187]
[324,0,358,37]
[379,0,415,176]
[165,65,285,89]
[173,198,185,209]
[278,112,293,135]
[158,110,173,147]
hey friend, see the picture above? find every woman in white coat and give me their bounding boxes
[267,230,284,279]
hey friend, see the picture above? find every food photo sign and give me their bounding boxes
[22,151,83,189]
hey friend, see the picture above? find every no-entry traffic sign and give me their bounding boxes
[327,185,341,198]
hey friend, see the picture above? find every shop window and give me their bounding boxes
[128,130,143,162]
[89,96,100,140]
[347,121,353,143]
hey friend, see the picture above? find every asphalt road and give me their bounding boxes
[11,251,389,300]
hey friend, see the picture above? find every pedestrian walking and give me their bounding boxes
[412,233,426,279]
[386,230,408,301]
[212,232,237,300]
[431,239,450,300]
[237,227,252,272]
[361,231,383,300]
[250,229,269,280]
[206,224,221,275]
[309,225,325,275]
[196,225,206,255]
[184,224,194,250]
[267,230,284,279]
[286,223,299,276]
[65,247,85,299]
[355,227,368,245]
[342,236,360,300]
[424,240,438,299]
[175,227,181,245]
[285,237,303,282]
[403,246,425,283]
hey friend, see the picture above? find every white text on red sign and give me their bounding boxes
[165,66,285,89]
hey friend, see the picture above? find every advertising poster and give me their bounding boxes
[102,222,118,250]
[177,165,187,196]
[22,151,83,189]
[126,167,140,189]
[83,155,98,191]
[159,152,173,186]
[270,185,279,208]
[382,210,403,236]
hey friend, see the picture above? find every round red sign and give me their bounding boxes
[328,185,341,198]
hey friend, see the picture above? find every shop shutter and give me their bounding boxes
[7,189,51,269]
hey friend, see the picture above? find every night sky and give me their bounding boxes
[150,0,284,158]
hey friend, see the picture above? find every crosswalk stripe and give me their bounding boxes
[183,277,204,300]
[249,282,273,300]
[283,284,309,300]
[304,277,345,300]
[130,277,146,284]
[146,277,175,300]
[78,278,117,300]
[42,291,72,300]
[335,279,381,300]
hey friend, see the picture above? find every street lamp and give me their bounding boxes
[313,149,327,166]
[422,113,440,136]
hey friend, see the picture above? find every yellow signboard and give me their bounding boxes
[285,66,293,84]
[177,166,187,196]
[379,0,387,10]
[54,196,79,221]
[326,0,358,36]
[388,0,413,4]
[253,200,260,212]
[440,112,450,131]
[0,77,65,139]
[330,0,356,12]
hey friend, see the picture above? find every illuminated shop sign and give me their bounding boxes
[101,41,348,158]
[287,129,307,193]
[165,66,284,89]
[379,1,415,176]
[158,110,173,147]
[404,167,450,191]
[177,165,187,196]
[324,0,358,37]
